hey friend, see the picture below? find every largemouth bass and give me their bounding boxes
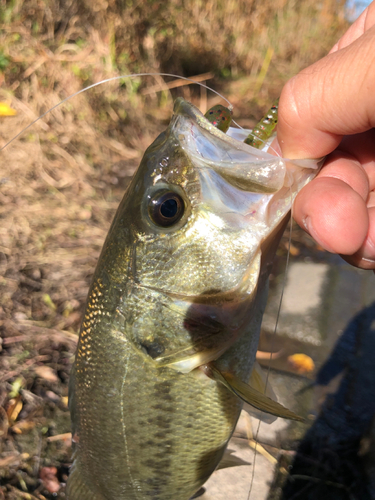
[67,97,321,500]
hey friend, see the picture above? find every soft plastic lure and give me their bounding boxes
[245,99,279,148]
[205,99,279,149]
[204,104,232,133]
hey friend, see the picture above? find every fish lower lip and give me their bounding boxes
[138,283,252,304]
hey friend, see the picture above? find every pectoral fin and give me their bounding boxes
[209,365,304,422]
[242,402,278,424]
[240,361,278,423]
[249,361,277,400]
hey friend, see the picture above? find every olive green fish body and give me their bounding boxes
[68,268,267,500]
[68,98,321,500]
[69,313,240,499]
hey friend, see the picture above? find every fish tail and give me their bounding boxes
[66,460,105,500]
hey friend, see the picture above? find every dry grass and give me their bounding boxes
[0,0,349,497]
[0,0,348,336]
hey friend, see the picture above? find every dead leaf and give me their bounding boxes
[0,102,16,117]
[42,294,56,311]
[47,432,72,444]
[287,353,315,374]
[0,453,29,468]
[78,208,92,220]
[0,406,9,438]
[7,397,23,425]
[284,241,300,256]
[39,466,61,493]
[12,420,36,434]
[34,366,59,383]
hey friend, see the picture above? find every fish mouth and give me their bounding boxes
[128,103,322,374]
[173,97,322,198]
[173,97,288,194]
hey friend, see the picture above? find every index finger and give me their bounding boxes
[330,1,375,53]
[277,25,375,159]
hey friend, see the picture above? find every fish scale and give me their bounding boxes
[70,295,244,499]
[67,98,321,499]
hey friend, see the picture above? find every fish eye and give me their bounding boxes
[148,190,185,227]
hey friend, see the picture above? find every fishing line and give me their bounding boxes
[231,118,244,130]
[266,141,282,157]
[4,72,286,498]
[0,73,234,152]
[247,189,294,500]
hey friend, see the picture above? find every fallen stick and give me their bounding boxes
[46,432,72,443]
[141,72,214,95]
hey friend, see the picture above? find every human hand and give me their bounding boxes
[276,2,375,270]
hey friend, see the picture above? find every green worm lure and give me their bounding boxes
[205,99,279,149]
[204,104,232,133]
[244,98,279,148]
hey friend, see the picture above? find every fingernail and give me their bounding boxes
[357,253,375,265]
[360,236,375,263]
[302,216,318,242]
[353,257,375,271]
[302,216,317,242]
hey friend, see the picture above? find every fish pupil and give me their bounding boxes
[161,198,177,218]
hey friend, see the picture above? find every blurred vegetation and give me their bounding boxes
[0,0,348,498]
[2,0,347,75]
[1,0,347,111]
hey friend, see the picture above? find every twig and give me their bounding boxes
[33,433,43,477]
[0,452,29,468]
[8,485,40,500]
[141,72,214,95]
[2,335,29,345]
[46,432,72,443]
[0,370,23,383]
[256,349,284,360]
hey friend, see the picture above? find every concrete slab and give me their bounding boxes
[281,262,328,315]
[201,255,375,500]
[262,257,375,347]
[256,254,375,498]
[201,437,275,500]
[262,261,329,345]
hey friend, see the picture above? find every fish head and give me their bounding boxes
[99,98,321,371]
[113,97,319,296]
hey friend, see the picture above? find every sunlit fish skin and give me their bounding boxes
[67,98,321,500]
